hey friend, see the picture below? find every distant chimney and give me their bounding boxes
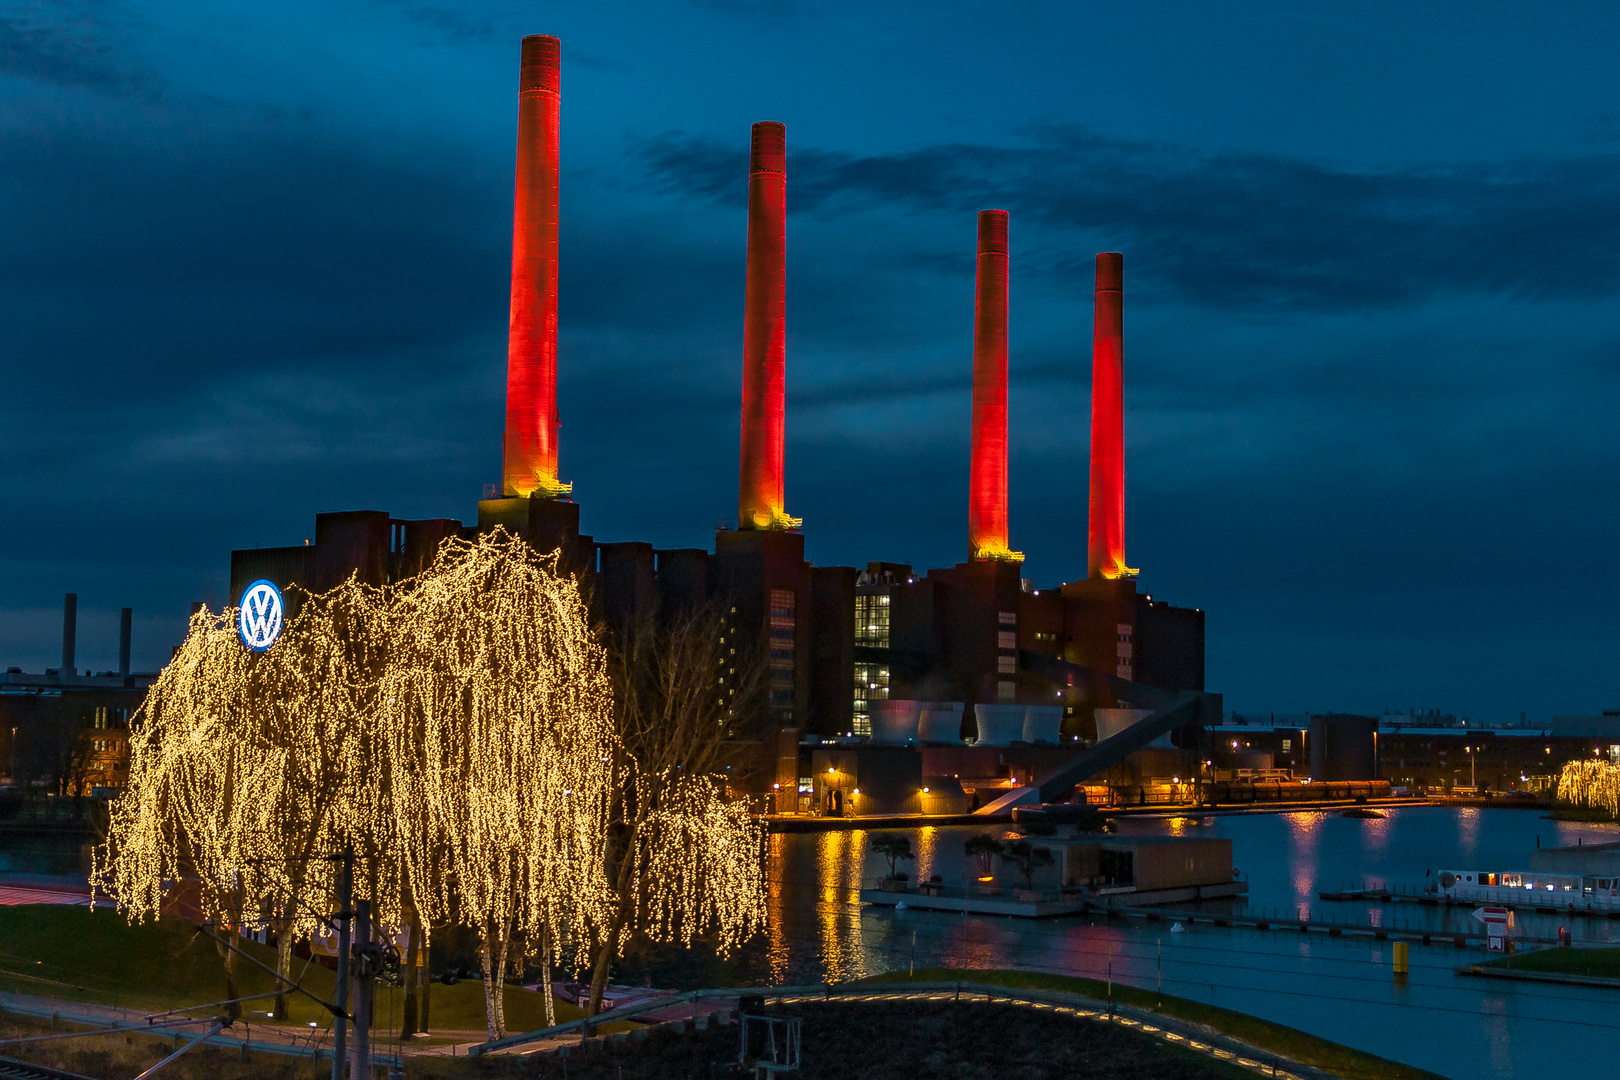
[1087,252,1135,579]
[61,593,77,678]
[118,608,132,679]
[502,34,569,499]
[968,210,1019,562]
[737,121,798,530]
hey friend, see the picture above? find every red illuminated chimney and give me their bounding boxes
[738,121,797,530]
[1088,252,1134,579]
[502,34,569,499]
[968,210,1019,562]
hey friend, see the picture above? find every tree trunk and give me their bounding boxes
[419,940,431,1034]
[273,926,294,1020]
[399,915,420,1038]
[539,922,555,1028]
[479,922,510,1040]
[213,931,242,1020]
[586,916,625,1017]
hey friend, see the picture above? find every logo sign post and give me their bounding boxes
[237,580,285,652]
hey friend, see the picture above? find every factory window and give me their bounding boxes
[998,611,1016,625]
[852,662,889,737]
[1282,739,1292,751]
[854,592,891,648]
[769,589,796,717]
[997,631,1017,650]
[997,655,1017,674]
[997,680,1016,701]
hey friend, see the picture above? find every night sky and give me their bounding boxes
[4,1,1619,723]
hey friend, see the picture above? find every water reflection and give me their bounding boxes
[1285,811,1326,917]
[1456,806,1480,860]
[914,826,939,884]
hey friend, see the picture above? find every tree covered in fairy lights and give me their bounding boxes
[1557,759,1620,817]
[94,529,767,1039]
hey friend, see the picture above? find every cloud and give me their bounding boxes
[638,126,1620,313]
[0,1,151,91]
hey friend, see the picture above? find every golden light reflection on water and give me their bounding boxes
[765,833,790,983]
[914,826,939,883]
[810,829,872,983]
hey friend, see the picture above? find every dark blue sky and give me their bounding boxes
[4,0,1619,721]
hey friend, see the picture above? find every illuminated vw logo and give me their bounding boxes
[237,580,285,652]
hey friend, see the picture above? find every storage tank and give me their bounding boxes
[871,699,922,744]
[972,703,1027,747]
[917,701,965,744]
[1022,705,1063,745]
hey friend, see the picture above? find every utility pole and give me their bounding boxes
[332,844,353,1080]
[351,898,372,1080]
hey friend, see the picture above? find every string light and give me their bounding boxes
[1556,759,1620,816]
[95,529,767,1038]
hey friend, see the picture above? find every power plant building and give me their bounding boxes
[229,35,1214,805]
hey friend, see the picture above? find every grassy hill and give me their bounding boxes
[0,905,584,1037]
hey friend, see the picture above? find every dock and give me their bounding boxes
[1317,885,1620,920]
[860,879,1248,917]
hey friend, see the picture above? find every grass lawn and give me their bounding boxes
[1481,946,1620,978]
[0,905,587,1038]
[864,968,1446,1080]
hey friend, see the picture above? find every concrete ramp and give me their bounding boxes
[975,784,1040,816]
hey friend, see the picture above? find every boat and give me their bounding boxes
[1434,868,1620,912]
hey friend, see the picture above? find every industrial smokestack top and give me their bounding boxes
[737,121,799,531]
[1095,251,1122,292]
[1088,251,1136,580]
[520,34,560,92]
[502,33,571,500]
[61,592,77,679]
[750,120,786,173]
[968,209,1021,563]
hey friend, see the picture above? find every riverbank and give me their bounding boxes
[1459,945,1620,987]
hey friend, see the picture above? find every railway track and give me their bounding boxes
[0,1056,95,1080]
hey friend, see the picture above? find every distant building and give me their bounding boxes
[0,594,154,796]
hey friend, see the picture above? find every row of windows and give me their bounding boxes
[854,593,891,648]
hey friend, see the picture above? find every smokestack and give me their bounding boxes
[118,608,132,679]
[61,592,76,678]
[1088,253,1135,579]
[968,210,1019,562]
[502,34,569,499]
[738,121,797,530]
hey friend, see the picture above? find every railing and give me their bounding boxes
[464,980,1333,1079]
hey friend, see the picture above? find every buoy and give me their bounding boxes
[894,901,907,911]
[1170,922,1187,933]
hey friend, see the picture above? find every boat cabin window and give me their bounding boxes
[1503,874,1521,888]
[1478,873,1499,886]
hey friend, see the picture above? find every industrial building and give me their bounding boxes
[228,35,1218,810]
[0,594,156,796]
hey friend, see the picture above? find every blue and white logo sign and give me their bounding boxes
[237,579,285,652]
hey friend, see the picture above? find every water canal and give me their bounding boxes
[4,806,1614,1078]
[759,806,1619,1080]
